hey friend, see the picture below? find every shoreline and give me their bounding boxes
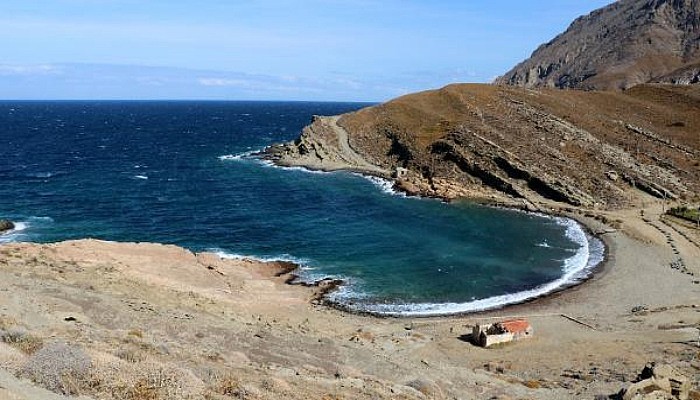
[0,147,689,322]
[228,151,615,318]
[314,214,608,319]
[1,204,698,399]
[0,201,610,320]
[1,149,612,320]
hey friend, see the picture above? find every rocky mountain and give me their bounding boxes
[496,0,700,90]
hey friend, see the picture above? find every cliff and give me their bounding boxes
[496,0,700,90]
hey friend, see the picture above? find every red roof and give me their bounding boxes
[497,319,531,333]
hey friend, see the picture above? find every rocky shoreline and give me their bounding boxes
[1,203,698,400]
[0,220,15,234]
[264,84,699,215]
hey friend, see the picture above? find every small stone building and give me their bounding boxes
[472,319,533,348]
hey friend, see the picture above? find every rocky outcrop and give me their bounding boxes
[497,0,700,90]
[0,220,14,233]
[657,62,700,85]
[263,115,390,178]
[270,83,699,209]
[619,363,695,400]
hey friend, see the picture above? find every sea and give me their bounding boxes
[0,101,604,316]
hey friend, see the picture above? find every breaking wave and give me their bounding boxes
[358,175,406,197]
[333,217,603,317]
[218,149,258,161]
[0,217,54,244]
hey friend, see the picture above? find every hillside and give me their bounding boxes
[266,83,700,210]
[2,220,700,399]
[496,0,700,90]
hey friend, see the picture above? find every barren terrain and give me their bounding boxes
[0,200,699,399]
[266,83,700,214]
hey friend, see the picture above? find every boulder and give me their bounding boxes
[0,219,14,233]
[622,363,692,400]
[622,379,672,400]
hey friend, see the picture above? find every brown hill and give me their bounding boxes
[266,83,700,210]
[496,0,700,90]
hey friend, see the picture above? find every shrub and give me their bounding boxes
[102,361,196,400]
[0,327,44,354]
[21,341,93,395]
[115,346,145,363]
[668,206,700,223]
[127,378,160,400]
[216,374,241,396]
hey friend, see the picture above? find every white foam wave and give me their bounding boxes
[208,249,350,286]
[0,219,37,244]
[8,222,27,232]
[344,217,601,317]
[218,149,258,161]
[134,175,148,180]
[26,171,69,179]
[359,175,405,197]
[208,249,311,267]
[273,165,331,175]
[29,216,54,222]
[255,158,332,175]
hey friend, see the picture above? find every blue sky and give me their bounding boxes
[1,1,612,101]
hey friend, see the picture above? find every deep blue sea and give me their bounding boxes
[0,101,603,316]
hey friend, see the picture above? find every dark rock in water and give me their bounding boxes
[0,219,14,233]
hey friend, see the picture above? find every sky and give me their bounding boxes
[0,1,613,101]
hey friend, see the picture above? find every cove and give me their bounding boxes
[0,101,603,316]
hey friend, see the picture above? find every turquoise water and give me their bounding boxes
[0,101,603,316]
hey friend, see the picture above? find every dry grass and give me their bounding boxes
[405,378,443,398]
[203,370,260,399]
[7,338,201,400]
[97,359,204,400]
[214,374,241,396]
[0,327,44,354]
[21,341,93,395]
[128,328,144,338]
[0,317,44,354]
[340,83,700,207]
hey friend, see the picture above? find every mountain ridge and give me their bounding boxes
[496,0,700,90]
[266,0,700,211]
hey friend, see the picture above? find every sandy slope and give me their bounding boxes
[0,202,698,399]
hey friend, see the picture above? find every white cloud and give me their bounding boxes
[198,78,253,87]
[0,64,62,76]
[0,62,426,101]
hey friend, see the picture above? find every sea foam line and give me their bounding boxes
[218,150,330,174]
[338,217,602,317]
[209,249,312,268]
[264,163,333,175]
[218,149,259,161]
[219,150,602,315]
[357,174,406,197]
[0,222,28,244]
[209,249,357,286]
[0,216,54,244]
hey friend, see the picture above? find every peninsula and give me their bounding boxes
[1,0,699,399]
